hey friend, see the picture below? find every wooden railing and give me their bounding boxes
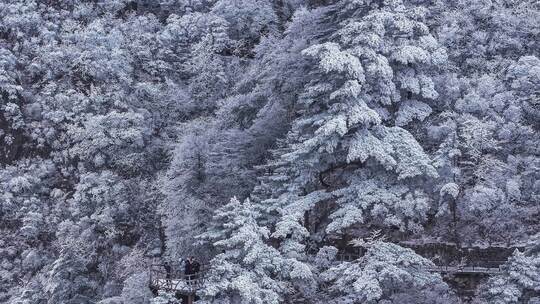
[149,262,207,293]
[334,253,505,274]
[425,264,503,275]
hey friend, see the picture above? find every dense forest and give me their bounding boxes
[0,0,539,303]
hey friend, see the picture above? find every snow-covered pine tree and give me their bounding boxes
[429,55,540,245]
[256,0,445,270]
[299,0,445,235]
[197,197,291,304]
[322,239,458,304]
[247,2,449,302]
[474,234,540,304]
[185,16,231,108]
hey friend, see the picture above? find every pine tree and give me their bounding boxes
[197,197,292,304]
[257,0,445,264]
[430,55,540,245]
[322,239,457,304]
[475,234,540,304]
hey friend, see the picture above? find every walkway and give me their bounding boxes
[149,257,504,295]
[149,262,206,294]
[426,265,502,275]
[336,253,504,275]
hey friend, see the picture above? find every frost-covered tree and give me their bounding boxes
[185,17,231,108]
[211,0,278,42]
[436,0,539,74]
[161,122,213,259]
[197,197,291,304]
[0,158,58,303]
[474,234,540,303]
[120,272,153,304]
[67,111,151,173]
[0,48,24,163]
[322,240,458,303]
[245,4,452,303]
[430,55,540,245]
[0,2,176,303]
[259,0,446,258]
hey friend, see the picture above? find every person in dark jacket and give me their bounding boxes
[164,260,172,279]
[192,257,200,276]
[185,256,201,285]
[184,256,193,275]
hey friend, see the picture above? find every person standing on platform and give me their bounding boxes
[191,257,200,279]
[184,256,194,285]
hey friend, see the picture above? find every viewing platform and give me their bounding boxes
[149,262,206,304]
